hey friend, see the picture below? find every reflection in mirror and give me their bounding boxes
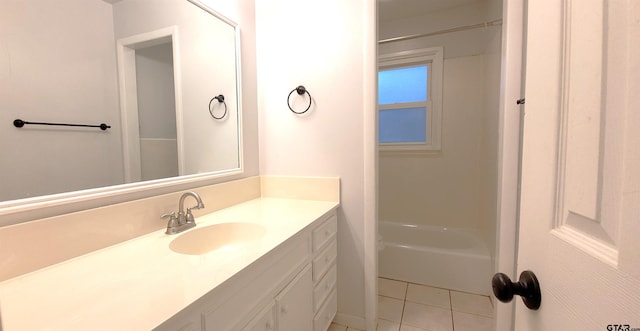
[0,0,242,204]
[134,41,178,181]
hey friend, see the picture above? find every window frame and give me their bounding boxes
[377,47,443,154]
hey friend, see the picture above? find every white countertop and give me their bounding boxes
[0,198,338,330]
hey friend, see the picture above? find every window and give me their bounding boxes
[377,47,443,153]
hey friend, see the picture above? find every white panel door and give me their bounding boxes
[514,0,640,329]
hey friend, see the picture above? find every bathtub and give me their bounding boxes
[378,221,492,295]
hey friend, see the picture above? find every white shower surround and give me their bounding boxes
[378,220,492,295]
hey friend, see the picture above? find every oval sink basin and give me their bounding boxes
[169,222,266,255]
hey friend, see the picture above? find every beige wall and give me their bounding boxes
[379,55,488,228]
[479,31,502,259]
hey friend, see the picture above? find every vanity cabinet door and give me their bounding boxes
[275,265,313,331]
[241,302,276,331]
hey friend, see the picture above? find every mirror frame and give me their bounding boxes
[0,0,243,222]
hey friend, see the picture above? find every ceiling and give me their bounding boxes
[378,0,484,21]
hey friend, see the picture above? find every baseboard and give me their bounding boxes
[333,312,366,330]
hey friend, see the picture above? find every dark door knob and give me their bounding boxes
[492,270,541,310]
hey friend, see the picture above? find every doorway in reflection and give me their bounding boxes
[134,42,179,181]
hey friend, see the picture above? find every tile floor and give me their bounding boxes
[327,323,364,331]
[328,277,494,331]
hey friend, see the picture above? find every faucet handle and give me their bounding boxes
[161,212,179,226]
[161,212,181,234]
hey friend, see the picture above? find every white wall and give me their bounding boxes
[255,0,376,327]
[0,0,123,201]
[378,1,501,251]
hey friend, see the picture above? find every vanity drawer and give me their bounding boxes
[313,289,337,331]
[313,264,337,311]
[312,241,336,281]
[312,214,337,252]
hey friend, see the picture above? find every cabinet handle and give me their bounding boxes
[265,320,273,329]
[281,305,289,314]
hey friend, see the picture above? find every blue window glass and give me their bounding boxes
[378,65,428,105]
[378,107,427,143]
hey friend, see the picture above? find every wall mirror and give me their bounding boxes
[0,0,242,210]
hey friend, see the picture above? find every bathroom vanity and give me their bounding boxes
[0,180,339,331]
[158,201,338,331]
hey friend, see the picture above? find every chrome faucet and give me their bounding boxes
[161,191,205,235]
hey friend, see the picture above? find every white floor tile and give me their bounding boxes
[450,291,494,317]
[379,277,408,300]
[376,281,495,331]
[405,284,451,309]
[452,311,493,331]
[401,301,453,331]
[399,324,429,331]
[328,322,348,331]
[378,295,405,323]
[377,319,401,331]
